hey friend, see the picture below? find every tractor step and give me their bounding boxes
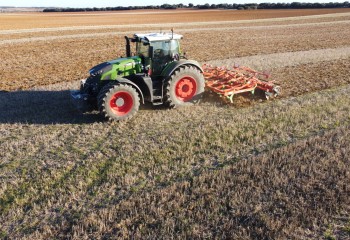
[152,95,163,105]
[152,102,163,106]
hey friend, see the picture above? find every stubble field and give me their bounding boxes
[0,9,350,239]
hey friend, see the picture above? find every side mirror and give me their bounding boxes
[149,46,154,59]
[183,52,188,60]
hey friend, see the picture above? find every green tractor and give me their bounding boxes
[71,32,205,121]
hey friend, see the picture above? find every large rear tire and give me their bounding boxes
[165,66,205,108]
[97,83,140,121]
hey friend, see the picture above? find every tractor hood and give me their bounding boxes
[89,61,112,76]
[89,56,142,80]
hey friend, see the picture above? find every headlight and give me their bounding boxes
[90,70,103,77]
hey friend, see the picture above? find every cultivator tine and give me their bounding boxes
[203,64,281,103]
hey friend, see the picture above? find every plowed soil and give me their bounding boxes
[1,11,350,91]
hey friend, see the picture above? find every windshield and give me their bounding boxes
[151,39,180,57]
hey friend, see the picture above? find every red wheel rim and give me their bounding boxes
[109,91,133,116]
[175,76,197,101]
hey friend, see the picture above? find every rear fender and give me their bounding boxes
[161,60,203,79]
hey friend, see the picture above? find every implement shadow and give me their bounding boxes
[0,90,103,124]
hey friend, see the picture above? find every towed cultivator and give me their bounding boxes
[203,64,281,102]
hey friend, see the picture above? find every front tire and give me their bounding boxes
[97,83,140,121]
[165,66,205,108]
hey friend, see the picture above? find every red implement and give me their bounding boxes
[203,64,281,102]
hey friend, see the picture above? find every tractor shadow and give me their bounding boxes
[0,89,269,125]
[0,90,103,124]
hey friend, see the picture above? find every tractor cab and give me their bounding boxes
[127,32,183,75]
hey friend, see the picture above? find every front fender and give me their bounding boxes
[161,60,203,78]
[114,78,145,104]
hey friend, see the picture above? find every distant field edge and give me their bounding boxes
[1,8,350,30]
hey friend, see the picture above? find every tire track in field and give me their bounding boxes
[206,46,350,70]
[1,12,350,35]
[0,20,349,45]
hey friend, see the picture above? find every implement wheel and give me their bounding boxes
[165,65,205,108]
[97,83,140,121]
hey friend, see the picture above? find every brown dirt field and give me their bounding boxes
[1,17,349,91]
[1,8,350,30]
[273,59,350,96]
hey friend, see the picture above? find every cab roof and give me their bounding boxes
[134,32,183,42]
